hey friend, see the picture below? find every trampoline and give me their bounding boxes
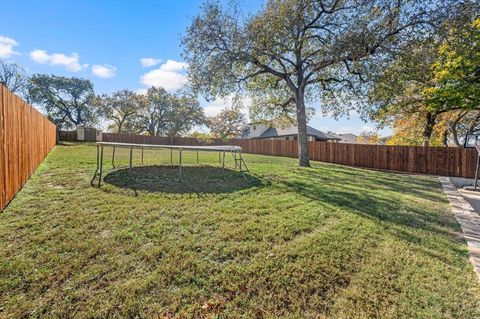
[90,142,250,187]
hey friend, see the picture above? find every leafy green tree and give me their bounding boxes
[369,3,479,146]
[368,40,439,145]
[208,106,246,139]
[183,0,440,166]
[128,87,205,141]
[425,18,480,115]
[97,90,140,133]
[28,74,97,129]
[167,93,205,143]
[132,87,172,136]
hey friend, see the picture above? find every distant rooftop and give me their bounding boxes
[258,125,340,140]
[328,132,358,143]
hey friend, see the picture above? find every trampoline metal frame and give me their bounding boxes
[90,142,250,187]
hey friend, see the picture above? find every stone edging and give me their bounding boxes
[439,176,480,281]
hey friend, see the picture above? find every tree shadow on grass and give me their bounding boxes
[308,166,446,203]
[103,165,261,194]
[278,171,469,266]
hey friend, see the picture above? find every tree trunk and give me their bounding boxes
[450,111,468,147]
[295,90,310,167]
[442,129,448,147]
[422,112,436,147]
[450,127,460,147]
[450,122,461,147]
[148,122,155,136]
[117,122,123,134]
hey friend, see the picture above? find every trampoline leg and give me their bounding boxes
[179,149,182,181]
[170,148,173,164]
[129,147,133,178]
[218,152,221,165]
[112,146,116,169]
[98,146,104,187]
[196,150,199,164]
[96,144,100,170]
[90,144,100,186]
[239,151,248,180]
[239,151,242,171]
[222,151,225,171]
[141,147,144,164]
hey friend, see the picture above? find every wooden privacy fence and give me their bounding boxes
[58,130,77,141]
[0,85,57,211]
[103,133,478,178]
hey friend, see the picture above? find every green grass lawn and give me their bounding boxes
[1,143,480,318]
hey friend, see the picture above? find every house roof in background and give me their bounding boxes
[331,133,358,143]
[257,125,341,140]
[337,133,357,138]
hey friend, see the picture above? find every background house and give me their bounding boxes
[240,123,341,142]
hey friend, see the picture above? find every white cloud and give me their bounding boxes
[0,35,19,58]
[159,60,187,72]
[140,59,188,91]
[140,57,162,67]
[92,64,117,78]
[30,49,49,63]
[30,49,88,71]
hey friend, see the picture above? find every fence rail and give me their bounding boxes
[102,133,478,178]
[0,85,57,211]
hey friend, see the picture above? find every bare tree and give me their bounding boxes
[0,60,28,94]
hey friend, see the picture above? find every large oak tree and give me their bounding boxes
[97,89,141,133]
[28,74,97,129]
[166,92,206,143]
[131,87,172,136]
[182,0,441,166]
[125,87,206,142]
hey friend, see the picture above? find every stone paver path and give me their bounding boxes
[440,176,480,280]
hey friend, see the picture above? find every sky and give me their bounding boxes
[0,0,391,136]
